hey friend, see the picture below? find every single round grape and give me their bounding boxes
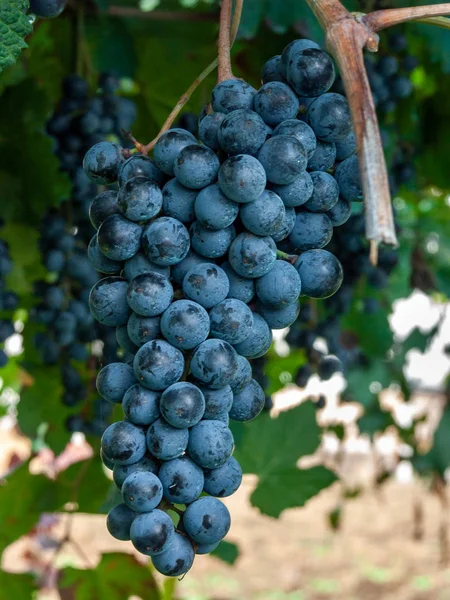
[240,189,286,237]
[272,207,296,242]
[124,253,170,281]
[89,277,131,326]
[194,184,239,230]
[307,140,337,171]
[334,155,362,202]
[83,141,123,184]
[218,109,268,155]
[209,298,254,345]
[89,190,119,229]
[106,504,136,541]
[304,171,340,213]
[142,217,190,266]
[287,47,335,97]
[118,154,165,187]
[160,382,205,428]
[30,0,67,18]
[188,420,234,469]
[97,214,142,261]
[122,384,161,426]
[118,176,163,222]
[318,355,343,380]
[221,261,255,303]
[211,79,256,114]
[190,222,236,259]
[146,418,189,460]
[127,312,161,346]
[229,378,265,421]
[258,299,300,329]
[203,456,242,498]
[271,171,314,208]
[218,155,267,204]
[191,339,238,389]
[174,145,220,189]
[199,112,226,150]
[308,93,351,142]
[160,299,210,350]
[134,340,184,390]
[127,272,173,317]
[183,496,231,544]
[183,263,229,309]
[233,313,272,359]
[200,385,234,420]
[262,55,285,83]
[258,135,307,184]
[196,542,220,555]
[122,471,163,512]
[280,39,320,75]
[273,119,317,159]
[97,362,136,404]
[88,235,123,275]
[101,420,147,465]
[153,128,196,176]
[229,354,252,393]
[113,455,159,490]
[256,260,301,307]
[151,532,194,577]
[162,179,197,224]
[335,131,356,161]
[295,249,343,298]
[254,82,299,127]
[288,211,333,251]
[228,233,277,279]
[130,510,175,556]
[171,251,205,285]
[327,196,352,226]
[159,456,204,504]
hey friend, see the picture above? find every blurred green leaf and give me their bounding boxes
[0,569,36,597]
[0,1,33,75]
[212,540,239,565]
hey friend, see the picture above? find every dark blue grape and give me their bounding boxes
[218,109,268,155]
[218,155,267,204]
[256,260,301,307]
[142,217,190,266]
[88,235,123,274]
[146,418,189,460]
[123,253,170,281]
[391,76,413,99]
[83,141,123,184]
[118,154,165,187]
[335,131,356,161]
[295,249,343,298]
[273,119,317,159]
[122,471,163,512]
[122,384,161,426]
[199,112,226,150]
[203,456,242,498]
[160,299,210,350]
[262,55,285,83]
[183,263,229,309]
[190,339,238,389]
[194,184,238,231]
[258,136,307,184]
[127,272,173,317]
[190,222,236,259]
[162,179,197,224]
[308,140,337,171]
[318,355,342,380]
[211,79,256,114]
[106,504,136,541]
[153,129,196,176]
[113,455,159,489]
[254,82,299,127]
[97,362,136,404]
[101,420,147,465]
[188,420,234,469]
[90,277,131,326]
[327,196,352,226]
[170,251,205,285]
[184,496,231,544]
[127,312,161,346]
[272,207,296,242]
[30,0,67,18]
[200,385,234,420]
[160,382,205,428]
[257,300,299,329]
[221,261,255,303]
[280,39,320,75]
[271,171,314,208]
[174,145,220,190]
[287,48,335,97]
[304,171,339,212]
[44,249,65,272]
[130,510,175,556]
[134,340,184,391]
[334,155,362,202]
[97,214,142,261]
[288,211,333,251]
[308,94,351,142]
[118,176,163,222]
[240,190,285,237]
[209,299,253,345]
[228,233,276,279]
[151,532,194,576]
[233,313,272,359]
[159,456,204,504]
[229,378,265,422]
[229,354,252,393]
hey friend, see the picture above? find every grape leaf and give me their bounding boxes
[59,553,161,600]
[211,540,239,565]
[0,1,33,74]
[234,402,336,517]
[420,408,450,475]
[0,570,36,597]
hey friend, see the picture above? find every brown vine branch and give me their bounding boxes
[217,0,234,82]
[361,3,450,32]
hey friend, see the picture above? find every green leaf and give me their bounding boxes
[238,0,267,39]
[345,361,391,408]
[1,223,45,295]
[0,1,33,74]
[341,303,392,359]
[0,569,36,597]
[59,553,161,600]
[402,325,437,354]
[211,540,239,565]
[234,403,336,517]
[358,409,393,438]
[420,408,450,475]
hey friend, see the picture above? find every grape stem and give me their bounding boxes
[217,0,234,82]
[276,250,298,265]
[128,0,243,155]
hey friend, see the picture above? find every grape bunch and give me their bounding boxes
[83,37,358,576]
[30,73,137,435]
[0,223,19,369]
